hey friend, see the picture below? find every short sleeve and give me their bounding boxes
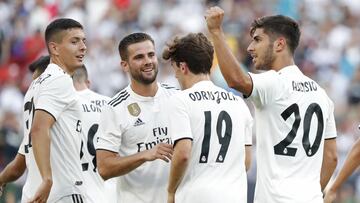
[96,104,122,152]
[18,137,26,155]
[36,76,76,120]
[248,70,280,108]
[168,93,193,143]
[324,98,337,139]
[244,114,253,146]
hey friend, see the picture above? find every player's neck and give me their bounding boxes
[272,54,295,72]
[130,81,158,97]
[50,57,74,75]
[74,82,88,91]
[182,74,210,89]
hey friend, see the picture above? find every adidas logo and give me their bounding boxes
[134,118,145,126]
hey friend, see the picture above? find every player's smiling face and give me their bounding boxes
[125,40,158,85]
[57,28,87,72]
[247,28,275,71]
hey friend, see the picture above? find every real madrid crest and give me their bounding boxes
[127,103,141,117]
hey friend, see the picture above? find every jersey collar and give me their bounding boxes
[128,83,162,101]
[277,65,302,76]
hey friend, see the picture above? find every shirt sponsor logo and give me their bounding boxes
[136,127,172,152]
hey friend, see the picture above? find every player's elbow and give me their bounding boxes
[97,164,111,181]
[178,153,190,164]
[325,150,338,167]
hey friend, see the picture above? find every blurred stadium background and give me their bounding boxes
[1,0,360,202]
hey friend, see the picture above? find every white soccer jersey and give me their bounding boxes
[96,83,178,203]
[77,89,117,203]
[169,81,253,203]
[249,65,337,203]
[20,64,85,202]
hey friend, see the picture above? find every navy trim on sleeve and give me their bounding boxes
[35,109,56,121]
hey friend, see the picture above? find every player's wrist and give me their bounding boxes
[42,177,53,186]
[208,28,224,36]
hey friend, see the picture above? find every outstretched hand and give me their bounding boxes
[205,6,225,34]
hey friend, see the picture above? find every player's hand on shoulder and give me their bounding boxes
[205,6,225,33]
[145,143,173,162]
[28,180,52,203]
[323,188,336,203]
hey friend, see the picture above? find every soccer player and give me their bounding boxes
[324,137,360,203]
[72,65,116,203]
[0,55,50,197]
[205,7,338,203]
[96,32,177,203]
[162,33,253,203]
[22,18,86,202]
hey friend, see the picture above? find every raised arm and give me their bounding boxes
[96,142,173,180]
[205,6,253,96]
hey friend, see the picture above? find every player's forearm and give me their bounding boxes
[168,155,189,194]
[320,139,337,190]
[209,30,252,95]
[168,141,191,194]
[97,150,147,180]
[0,154,26,184]
[31,128,52,183]
[329,139,360,192]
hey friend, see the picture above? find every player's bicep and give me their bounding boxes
[323,138,337,159]
[31,110,56,135]
[245,146,251,172]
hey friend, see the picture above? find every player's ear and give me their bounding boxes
[48,42,59,56]
[85,79,90,88]
[121,60,129,72]
[274,37,286,52]
[180,62,188,74]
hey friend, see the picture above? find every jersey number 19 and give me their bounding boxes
[200,110,232,163]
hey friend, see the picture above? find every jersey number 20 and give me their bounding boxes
[274,103,324,157]
[200,110,232,163]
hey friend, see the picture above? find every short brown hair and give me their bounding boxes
[163,33,214,74]
[250,15,300,54]
[118,32,155,61]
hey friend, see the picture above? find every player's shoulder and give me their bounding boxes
[35,64,72,87]
[88,89,111,101]
[107,87,130,108]
[159,83,179,94]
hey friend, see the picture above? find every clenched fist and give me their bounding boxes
[205,6,225,34]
